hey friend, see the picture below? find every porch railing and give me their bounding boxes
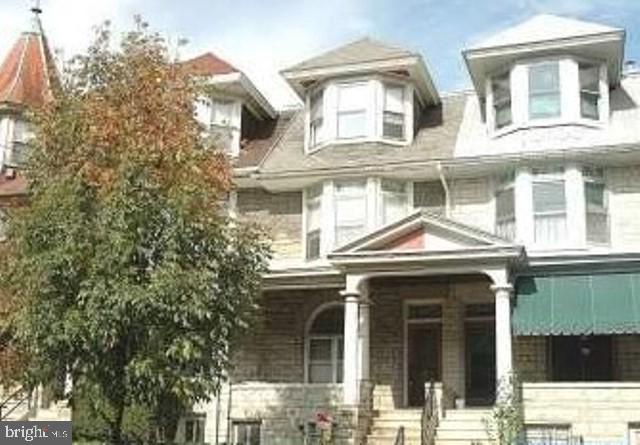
[0,386,33,421]
[393,426,405,445]
[421,381,438,445]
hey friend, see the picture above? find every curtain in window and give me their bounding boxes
[529,63,561,119]
[580,64,600,120]
[306,186,322,259]
[308,306,344,383]
[585,179,609,244]
[533,179,567,244]
[310,90,324,146]
[492,73,512,129]
[381,180,408,225]
[383,85,405,139]
[337,84,368,139]
[495,187,516,240]
[335,181,366,246]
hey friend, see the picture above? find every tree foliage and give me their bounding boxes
[0,18,270,443]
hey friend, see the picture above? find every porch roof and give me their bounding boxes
[513,272,640,336]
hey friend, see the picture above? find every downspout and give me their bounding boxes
[437,161,451,217]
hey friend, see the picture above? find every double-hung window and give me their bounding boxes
[337,83,368,139]
[529,62,561,120]
[492,72,512,129]
[307,306,344,383]
[584,167,609,244]
[383,84,405,139]
[233,421,261,445]
[579,63,600,120]
[184,415,205,444]
[532,168,567,245]
[495,172,516,241]
[310,90,324,147]
[211,100,234,127]
[334,180,367,247]
[380,179,408,225]
[306,185,323,260]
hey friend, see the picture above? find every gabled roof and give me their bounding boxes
[0,14,57,108]
[284,37,416,72]
[179,52,238,77]
[282,37,440,105]
[470,14,622,50]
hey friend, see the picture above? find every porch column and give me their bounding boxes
[342,274,367,406]
[492,282,514,390]
[358,298,371,383]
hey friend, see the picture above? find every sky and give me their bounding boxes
[1,0,640,110]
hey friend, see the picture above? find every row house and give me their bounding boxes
[1,5,640,445]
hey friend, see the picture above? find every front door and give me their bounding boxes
[465,321,496,406]
[407,323,441,407]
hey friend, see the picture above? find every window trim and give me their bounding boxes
[494,172,516,241]
[532,168,568,246]
[383,82,407,140]
[579,62,601,121]
[304,302,345,384]
[334,179,368,248]
[491,71,512,130]
[336,82,369,140]
[584,167,610,245]
[232,420,262,445]
[528,61,562,121]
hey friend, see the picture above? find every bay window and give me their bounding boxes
[337,83,368,139]
[305,185,322,260]
[495,172,516,241]
[584,167,609,244]
[579,63,600,120]
[383,84,405,139]
[533,169,567,245]
[307,305,344,384]
[334,180,367,246]
[529,62,561,119]
[310,90,324,147]
[381,180,408,225]
[492,72,512,129]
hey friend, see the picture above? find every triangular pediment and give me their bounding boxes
[333,210,514,255]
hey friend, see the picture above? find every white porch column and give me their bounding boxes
[492,282,514,388]
[342,274,367,406]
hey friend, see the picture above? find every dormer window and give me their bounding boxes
[337,83,368,139]
[528,62,561,120]
[579,63,600,120]
[211,100,235,127]
[492,72,512,129]
[383,84,406,139]
[310,90,324,147]
[305,78,414,151]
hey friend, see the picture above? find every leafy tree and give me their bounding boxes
[0,18,269,444]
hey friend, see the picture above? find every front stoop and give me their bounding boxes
[435,408,492,445]
[366,408,423,445]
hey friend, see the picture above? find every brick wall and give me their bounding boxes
[237,188,303,259]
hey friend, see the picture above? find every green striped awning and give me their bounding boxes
[513,272,640,335]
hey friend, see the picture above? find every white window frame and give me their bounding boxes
[532,168,567,246]
[491,71,512,130]
[336,82,369,140]
[380,179,410,226]
[304,185,323,260]
[232,420,262,445]
[583,166,609,245]
[383,83,406,140]
[309,88,324,147]
[528,61,562,121]
[494,172,516,241]
[579,62,601,121]
[304,303,344,384]
[334,179,367,248]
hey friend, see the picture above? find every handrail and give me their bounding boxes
[0,386,31,420]
[393,426,405,445]
[421,380,438,445]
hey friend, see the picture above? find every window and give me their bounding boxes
[533,169,567,245]
[381,179,408,225]
[529,62,561,119]
[310,90,324,147]
[307,305,344,383]
[383,84,405,139]
[524,424,571,445]
[306,185,322,260]
[233,421,261,445]
[630,425,640,445]
[334,180,367,247]
[7,119,32,166]
[492,72,512,129]
[337,83,368,139]
[211,100,235,127]
[184,415,205,444]
[413,181,446,213]
[495,172,516,241]
[550,336,613,381]
[579,63,600,120]
[584,167,609,244]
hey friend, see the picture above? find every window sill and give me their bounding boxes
[490,118,606,139]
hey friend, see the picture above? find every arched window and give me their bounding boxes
[306,304,344,383]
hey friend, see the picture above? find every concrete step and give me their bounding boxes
[438,419,487,430]
[372,408,423,420]
[442,408,492,422]
[370,425,421,436]
[436,428,490,441]
[367,433,422,445]
[435,440,490,445]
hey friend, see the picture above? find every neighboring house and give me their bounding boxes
[198,14,640,445]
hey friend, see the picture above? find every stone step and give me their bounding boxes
[372,408,423,420]
[436,427,490,440]
[367,432,422,445]
[371,418,422,429]
[435,439,491,445]
[370,425,422,437]
[442,408,492,421]
[438,419,487,430]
